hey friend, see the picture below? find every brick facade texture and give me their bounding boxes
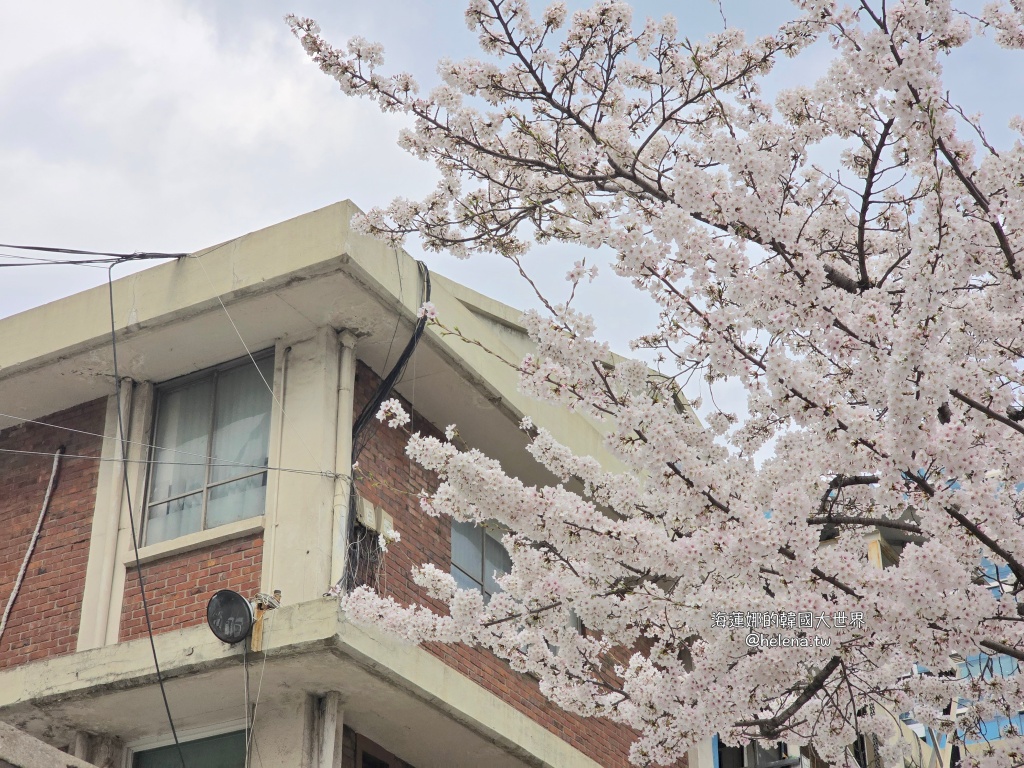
[352,361,641,768]
[1,357,666,766]
[119,534,263,642]
[0,398,106,669]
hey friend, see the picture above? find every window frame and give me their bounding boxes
[355,734,404,768]
[449,519,585,645]
[142,350,275,546]
[719,741,800,768]
[450,518,512,601]
[126,720,248,766]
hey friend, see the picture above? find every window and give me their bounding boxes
[450,519,585,642]
[450,519,512,601]
[718,741,800,768]
[853,734,885,768]
[133,730,245,767]
[144,354,274,545]
[356,734,406,768]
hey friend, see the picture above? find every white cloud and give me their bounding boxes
[0,0,1015,358]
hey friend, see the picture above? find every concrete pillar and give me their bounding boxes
[264,330,340,604]
[78,387,132,651]
[72,732,124,768]
[249,694,313,768]
[105,381,155,645]
[315,692,344,768]
[331,331,358,590]
[0,722,97,768]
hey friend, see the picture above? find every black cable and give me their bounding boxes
[0,242,187,259]
[243,641,251,768]
[341,261,430,592]
[351,260,431,460]
[0,258,113,268]
[379,248,405,375]
[107,263,188,768]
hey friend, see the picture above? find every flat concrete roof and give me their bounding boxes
[0,200,625,481]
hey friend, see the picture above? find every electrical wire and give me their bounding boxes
[0,255,111,269]
[379,248,406,375]
[351,260,431,462]
[0,448,339,479]
[246,609,275,768]
[107,263,188,768]
[0,245,183,271]
[0,242,188,259]
[0,414,340,479]
[242,642,251,768]
[342,260,430,593]
[0,447,64,645]
[190,255,329,478]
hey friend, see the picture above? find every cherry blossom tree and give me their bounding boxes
[289,1,1024,765]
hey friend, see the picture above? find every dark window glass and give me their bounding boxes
[133,731,245,768]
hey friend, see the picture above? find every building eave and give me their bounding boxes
[0,599,602,768]
[0,200,625,479]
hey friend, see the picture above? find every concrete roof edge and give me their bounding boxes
[0,600,602,768]
[0,200,363,378]
[428,272,528,333]
[0,721,98,768]
[0,201,627,469]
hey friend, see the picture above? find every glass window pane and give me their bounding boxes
[210,357,274,484]
[451,519,482,578]
[452,565,481,593]
[149,379,214,502]
[134,730,246,768]
[748,742,782,768]
[719,745,744,768]
[207,473,267,529]
[484,533,512,595]
[145,493,202,545]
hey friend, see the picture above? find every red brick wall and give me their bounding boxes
[120,534,262,641]
[352,362,639,768]
[0,398,106,669]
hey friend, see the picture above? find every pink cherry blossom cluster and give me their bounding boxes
[291,1,1024,764]
[375,398,410,428]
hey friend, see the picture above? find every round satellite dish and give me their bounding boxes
[206,590,253,644]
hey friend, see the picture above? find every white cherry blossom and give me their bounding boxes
[291,2,1024,765]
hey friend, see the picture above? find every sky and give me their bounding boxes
[1,0,1020,413]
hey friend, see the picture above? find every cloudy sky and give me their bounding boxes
[2,0,1020,406]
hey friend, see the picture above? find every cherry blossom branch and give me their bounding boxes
[979,639,1024,664]
[294,2,1024,760]
[950,388,1024,438]
[854,117,895,291]
[806,516,927,537]
[816,475,881,515]
[943,504,1024,587]
[735,657,843,738]
[856,6,1023,280]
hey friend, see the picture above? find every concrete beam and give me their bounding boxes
[0,721,96,768]
[0,600,602,768]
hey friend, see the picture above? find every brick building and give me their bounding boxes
[0,202,642,767]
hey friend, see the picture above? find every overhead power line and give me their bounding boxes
[0,243,188,259]
[0,244,186,271]
[0,413,339,479]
